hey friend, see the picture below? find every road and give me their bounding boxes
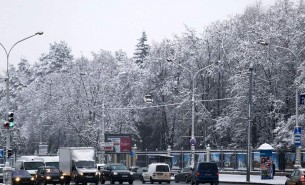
[80,180,259,185]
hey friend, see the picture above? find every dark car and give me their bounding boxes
[12,169,36,185]
[191,162,219,185]
[134,167,148,181]
[285,168,305,185]
[100,163,134,184]
[35,166,64,185]
[0,165,3,183]
[174,167,192,183]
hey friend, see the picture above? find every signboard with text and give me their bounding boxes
[105,134,132,153]
[300,94,305,105]
[294,126,302,147]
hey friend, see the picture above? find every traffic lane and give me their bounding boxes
[76,181,280,185]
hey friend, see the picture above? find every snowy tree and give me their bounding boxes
[133,32,150,65]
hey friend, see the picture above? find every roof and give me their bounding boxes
[257,143,274,150]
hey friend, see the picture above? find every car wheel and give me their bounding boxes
[175,177,179,183]
[158,182,161,184]
[119,181,123,184]
[214,182,219,185]
[43,180,47,185]
[142,177,145,184]
[150,177,154,184]
[110,177,115,184]
[101,179,106,184]
[128,180,133,184]
[167,181,170,184]
[191,180,195,185]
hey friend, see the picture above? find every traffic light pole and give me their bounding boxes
[5,78,10,163]
[0,32,43,166]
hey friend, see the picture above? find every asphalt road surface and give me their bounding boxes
[90,180,246,185]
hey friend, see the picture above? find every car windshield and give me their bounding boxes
[75,161,95,168]
[156,165,169,172]
[24,162,45,170]
[111,165,128,170]
[46,162,59,169]
[198,163,217,170]
[0,168,3,173]
[45,168,60,173]
[13,170,30,176]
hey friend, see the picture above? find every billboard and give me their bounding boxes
[105,134,132,153]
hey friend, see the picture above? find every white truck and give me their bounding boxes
[59,147,99,185]
[15,155,45,177]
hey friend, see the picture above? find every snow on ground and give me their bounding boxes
[220,174,286,184]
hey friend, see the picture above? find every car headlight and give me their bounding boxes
[113,172,118,175]
[60,176,64,179]
[15,177,20,182]
[79,172,83,176]
[46,176,51,180]
[95,172,100,176]
[31,177,35,181]
[130,172,134,175]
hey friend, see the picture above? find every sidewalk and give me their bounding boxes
[220,174,286,185]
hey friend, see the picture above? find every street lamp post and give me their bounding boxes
[247,63,253,182]
[0,32,43,164]
[181,147,184,169]
[257,40,305,168]
[145,148,148,166]
[167,58,214,168]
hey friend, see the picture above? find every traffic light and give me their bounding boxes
[3,121,9,129]
[8,112,14,127]
[7,149,13,158]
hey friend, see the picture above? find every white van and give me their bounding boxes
[34,156,59,169]
[142,163,171,184]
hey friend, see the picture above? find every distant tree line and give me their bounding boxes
[0,0,304,155]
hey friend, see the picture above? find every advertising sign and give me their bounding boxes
[39,144,48,155]
[260,150,273,180]
[105,134,131,153]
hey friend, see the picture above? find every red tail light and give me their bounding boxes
[196,171,200,176]
[217,172,219,176]
[301,175,305,182]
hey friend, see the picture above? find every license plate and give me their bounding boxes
[86,176,93,178]
[122,175,128,177]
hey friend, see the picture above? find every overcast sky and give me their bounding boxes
[0,0,280,73]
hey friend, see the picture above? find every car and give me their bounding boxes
[97,163,105,170]
[174,167,192,183]
[12,169,36,185]
[100,163,134,184]
[190,162,219,185]
[134,167,148,181]
[0,165,3,183]
[35,166,64,185]
[142,163,171,184]
[285,168,305,185]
